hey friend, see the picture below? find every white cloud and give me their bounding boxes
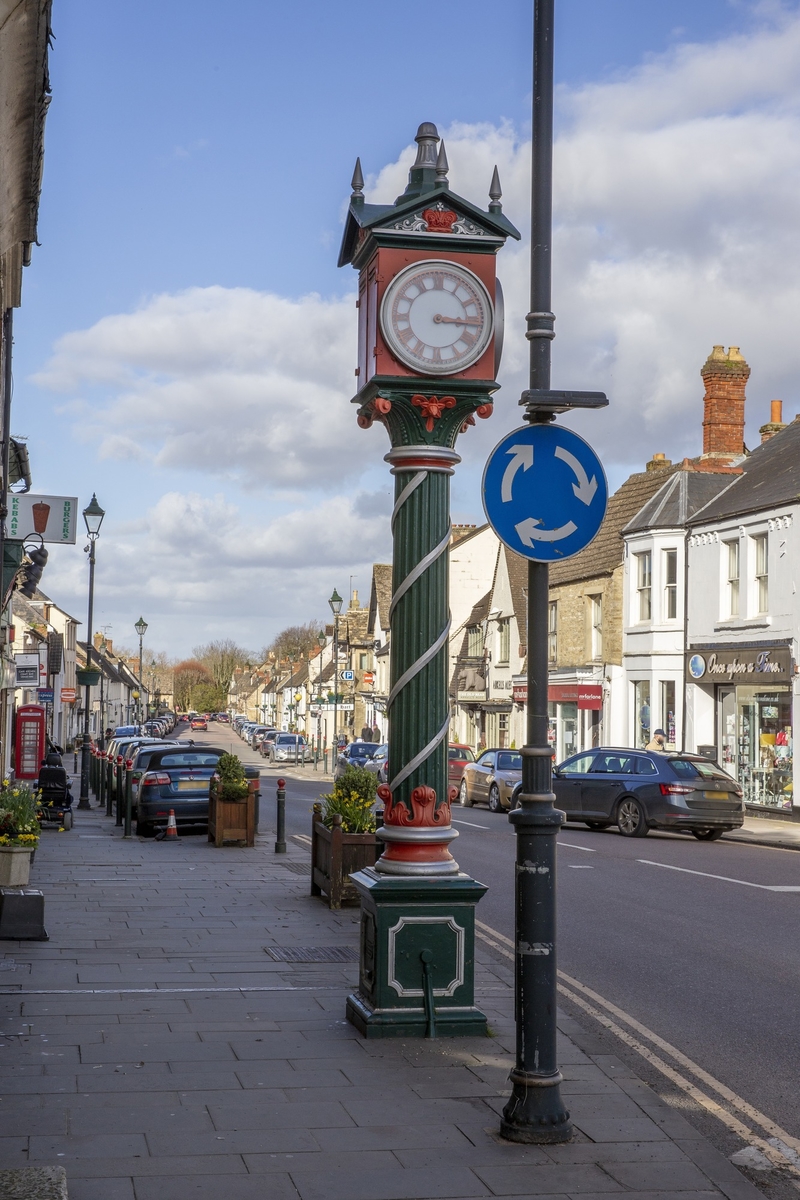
[35,287,375,489]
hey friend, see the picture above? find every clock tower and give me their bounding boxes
[339,123,519,1038]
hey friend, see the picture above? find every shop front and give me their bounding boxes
[687,643,795,814]
[511,677,603,764]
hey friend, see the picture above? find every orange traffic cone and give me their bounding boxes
[165,810,179,839]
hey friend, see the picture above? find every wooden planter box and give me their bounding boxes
[311,808,380,909]
[208,779,257,847]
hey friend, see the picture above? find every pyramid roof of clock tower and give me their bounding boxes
[337,133,520,270]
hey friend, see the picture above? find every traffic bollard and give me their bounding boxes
[98,751,106,812]
[275,778,286,854]
[73,747,78,774]
[114,756,123,826]
[105,754,114,817]
[123,759,133,838]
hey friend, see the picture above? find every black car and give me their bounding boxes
[512,748,744,839]
[136,745,225,836]
[334,741,377,780]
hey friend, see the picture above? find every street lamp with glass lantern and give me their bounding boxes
[77,495,105,809]
[328,589,343,754]
[134,617,148,727]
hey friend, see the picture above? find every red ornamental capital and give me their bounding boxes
[411,394,457,432]
[422,208,458,232]
[378,783,452,828]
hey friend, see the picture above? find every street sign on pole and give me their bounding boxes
[339,669,355,682]
[482,423,607,563]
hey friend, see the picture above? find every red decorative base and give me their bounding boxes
[374,784,460,876]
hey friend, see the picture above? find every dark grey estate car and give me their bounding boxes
[136,745,224,836]
[512,748,744,839]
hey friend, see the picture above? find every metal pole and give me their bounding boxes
[501,0,571,1145]
[275,777,286,853]
[138,634,144,727]
[77,540,97,809]
[123,758,133,838]
[332,615,339,766]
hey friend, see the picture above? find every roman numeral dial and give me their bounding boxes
[380,260,494,376]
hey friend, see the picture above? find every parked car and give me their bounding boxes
[448,743,475,788]
[128,741,183,817]
[334,741,378,780]
[136,744,226,836]
[269,733,311,763]
[514,747,745,839]
[217,712,230,723]
[190,716,208,731]
[259,730,281,758]
[363,743,389,784]
[113,725,140,738]
[459,748,522,812]
[249,725,271,750]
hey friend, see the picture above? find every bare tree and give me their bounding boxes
[192,639,253,690]
[263,622,325,664]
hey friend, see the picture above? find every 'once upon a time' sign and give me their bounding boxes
[686,644,792,685]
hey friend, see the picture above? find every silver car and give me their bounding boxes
[269,733,311,764]
[363,743,388,784]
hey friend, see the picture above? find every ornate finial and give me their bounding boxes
[435,139,449,186]
[413,122,440,168]
[489,165,502,211]
[350,157,364,202]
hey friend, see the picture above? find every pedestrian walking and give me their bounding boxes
[360,723,372,742]
[371,723,380,743]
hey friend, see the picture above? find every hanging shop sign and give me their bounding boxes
[14,653,40,685]
[6,493,79,544]
[687,644,792,685]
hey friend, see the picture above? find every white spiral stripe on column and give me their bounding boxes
[387,617,451,712]
[391,471,427,532]
[389,711,452,795]
[388,524,451,624]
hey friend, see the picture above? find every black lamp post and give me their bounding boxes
[77,494,105,809]
[328,589,343,752]
[134,617,148,727]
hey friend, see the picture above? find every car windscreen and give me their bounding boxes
[156,753,221,768]
[349,744,372,755]
[497,752,522,771]
[449,747,475,762]
[669,758,732,781]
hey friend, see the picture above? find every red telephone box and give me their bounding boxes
[15,705,46,780]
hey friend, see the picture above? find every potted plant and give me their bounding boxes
[0,781,40,886]
[208,753,256,846]
[311,766,380,909]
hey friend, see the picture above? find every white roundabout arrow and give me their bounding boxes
[555,445,597,505]
[515,517,578,546]
[501,444,534,502]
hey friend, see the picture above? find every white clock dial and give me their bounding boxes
[380,260,494,375]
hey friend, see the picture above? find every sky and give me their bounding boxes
[12,0,800,658]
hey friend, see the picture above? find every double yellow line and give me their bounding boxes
[475,919,800,1180]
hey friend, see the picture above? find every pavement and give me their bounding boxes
[0,797,769,1200]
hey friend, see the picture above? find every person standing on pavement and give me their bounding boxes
[371,723,380,743]
[360,723,372,742]
[645,728,667,751]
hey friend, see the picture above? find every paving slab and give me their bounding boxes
[0,803,766,1200]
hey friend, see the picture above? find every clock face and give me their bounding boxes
[380,260,493,375]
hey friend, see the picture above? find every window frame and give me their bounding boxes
[588,594,603,660]
[467,624,483,657]
[753,533,768,614]
[724,538,740,618]
[497,619,510,665]
[636,551,652,622]
[663,549,678,621]
[547,601,558,664]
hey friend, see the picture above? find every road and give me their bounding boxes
[181,722,800,1174]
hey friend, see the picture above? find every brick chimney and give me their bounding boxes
[759,399,786,444]
[700,345,749,462]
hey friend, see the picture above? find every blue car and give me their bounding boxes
[512,748,744,840]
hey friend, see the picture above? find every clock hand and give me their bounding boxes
[433,314,482,325]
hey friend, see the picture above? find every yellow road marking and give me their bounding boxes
[474,918,800,1179]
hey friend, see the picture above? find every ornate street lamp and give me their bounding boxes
[77,495,105,809]
[134,616,148,727]
[328,590,343,753]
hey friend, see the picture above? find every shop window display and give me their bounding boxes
[736,688,792,810]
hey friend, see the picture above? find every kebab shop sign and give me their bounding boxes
[6,494,78,544]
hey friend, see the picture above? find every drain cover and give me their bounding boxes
[279,862,309,875]
[264,946,359,963]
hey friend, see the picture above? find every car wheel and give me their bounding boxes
[488,784,503,813]
[692,828,725,841]
[616,797,648,838]
[585,821,611,831]
[459,779,472,807]
[62,810,73,830]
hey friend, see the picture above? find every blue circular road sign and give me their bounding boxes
[481,424,608,562]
